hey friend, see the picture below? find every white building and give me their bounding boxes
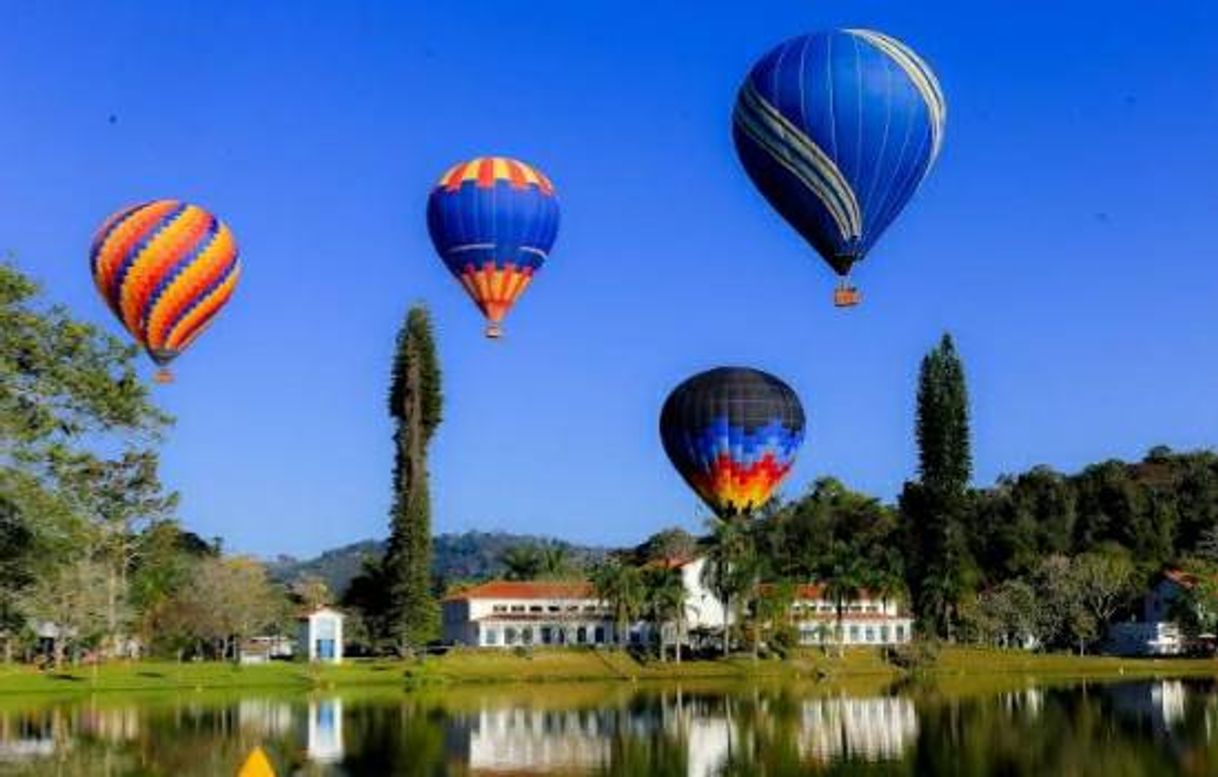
[780,584,914,647]
[441,559,913,649]
[297,607,345,663]
[1107,569,1204,656]
[442,581,616,647]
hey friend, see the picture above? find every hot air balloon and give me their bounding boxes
[90,200,240,383]
[733,29,946,307]
[426,156,560,339]
[660,367,805,519]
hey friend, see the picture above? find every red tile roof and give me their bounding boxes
[443,580,597,602]
[1164,569,1200,589]
[758,583,882,600]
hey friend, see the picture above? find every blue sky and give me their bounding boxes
[3,2,1217,558]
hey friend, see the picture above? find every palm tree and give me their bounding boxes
[822,541,865,657]
[701,519,759,658]
[643,566,687,662]
[591,559,643,649]
[500,545,542,581]
[538,544,575,580]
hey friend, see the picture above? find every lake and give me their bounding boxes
[1,677,1216,775]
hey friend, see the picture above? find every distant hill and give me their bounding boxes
[268,531,609,596]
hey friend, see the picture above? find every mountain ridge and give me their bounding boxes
[267,530,609,596]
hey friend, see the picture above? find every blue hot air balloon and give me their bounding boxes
[733,29,946,307]
[427,156,560,339]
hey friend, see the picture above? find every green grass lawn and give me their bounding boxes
[0,646,1214,696]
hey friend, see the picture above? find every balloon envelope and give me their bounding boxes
[426,156,560,336]
[733,29,946,277]
[90,200,240,372]
[660,367,806,518]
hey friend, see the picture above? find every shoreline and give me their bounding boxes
[0,647,1215,697]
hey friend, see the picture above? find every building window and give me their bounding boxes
[594,626,606,644]
[820,605,834,613]
[505,627,518,646]
[583,605,598,613]
[541,626,553,645]
[849,625,860,643]
[880,626,890,643]
[548,606,560,613]
[522,628,534,645]
[577,627,587,644]
[896,625,906,642]
[529,606,543,613]
[511,605,524,613]
[492,605,507,613]
[865,627,875,643]
[485,629,499,646]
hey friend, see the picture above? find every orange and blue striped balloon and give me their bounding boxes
[426,156,560,338]
[90,200,240,382]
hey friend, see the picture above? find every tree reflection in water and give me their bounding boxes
[0,679,1215,775]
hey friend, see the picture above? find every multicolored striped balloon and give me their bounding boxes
[90,200,240,382]
[733,29,946,305]
[426,156,560,338]
[660,367,806,519]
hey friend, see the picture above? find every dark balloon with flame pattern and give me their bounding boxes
[660,367,806,518]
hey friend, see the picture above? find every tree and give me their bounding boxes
[821,542,865,657]
[381,305,442,654]
[19,556,110,666]
[173,556,285,661]
[1171,559,1218,644]
[701,519,759,657]
[500,545,543,581]
[0,261,169,658]
[642,565,686,662]
[128,520,215,658]
[591,558,644,649]
[1072,548,1135,636]
[638,527,698,564]
[903,333,976,640]
[48,449,177,658]
[341,556,392,653]
[289,575,333,611]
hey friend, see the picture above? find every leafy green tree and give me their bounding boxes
[1072,547,1135,636]
[0,261,170,660]
[591,558,644,649]
[500,544,543,581]
[1170,559,1218,644]
[382,305,442,654]
[48,449,177,657]
[641,565,686,662]
[701,519,759,657]
[128,520,215,657]
[637,527,698,564]
[341,556,391,653]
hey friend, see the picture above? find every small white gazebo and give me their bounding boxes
[297,607,345,663]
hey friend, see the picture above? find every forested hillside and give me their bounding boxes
[268,531,608,595]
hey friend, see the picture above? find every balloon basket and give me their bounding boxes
[833,286,861,308]
[484,323,503,340]
[153,368,174,385]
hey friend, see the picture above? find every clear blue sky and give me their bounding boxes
[3,2,1217,558]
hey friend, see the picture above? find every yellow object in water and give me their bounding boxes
[237,746,275,777]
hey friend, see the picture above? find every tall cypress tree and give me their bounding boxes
[382,305,442,653]
[902,333,975,639]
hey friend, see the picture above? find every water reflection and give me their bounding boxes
[0,679,1216,775]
